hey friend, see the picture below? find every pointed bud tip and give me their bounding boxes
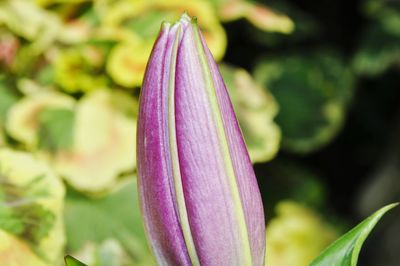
[180,12,191,22]
[160,21,171,32]
[179,12,198,27]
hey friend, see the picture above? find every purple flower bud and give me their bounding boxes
[137,14,265,266]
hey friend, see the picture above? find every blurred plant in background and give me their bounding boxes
[0,0,399,265]
[0,0,287,264]
[0,149,65,265]
[266,201,337,266]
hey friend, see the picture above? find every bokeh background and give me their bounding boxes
[0,0,399,265]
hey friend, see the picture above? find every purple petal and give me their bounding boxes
[174,21,265,265]
[200,31,266,266]
[137,22,191,265]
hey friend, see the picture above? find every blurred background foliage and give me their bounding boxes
[0,0,399,265]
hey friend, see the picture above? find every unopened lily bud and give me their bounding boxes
[137,14,265,266]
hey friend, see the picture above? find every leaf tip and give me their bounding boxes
[64,255,87,266]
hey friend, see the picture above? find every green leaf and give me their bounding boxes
[0,149,65,264]
[38,107,75,152]
[0,203,55,245]
[363,0,400,36]
[353,0,400,76]
[310,203,398,266]
[65,178,154,265]
[0,176,55,246]
[0,81,18,124]
[65,255,87,266]
[36,65,55,86]
[254,51,354,154]
[352,25,400,76]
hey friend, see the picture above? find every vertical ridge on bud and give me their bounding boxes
[199,29,266,266]
[189,20,253,265]
[167,17,201,266]
[137,21,191,265]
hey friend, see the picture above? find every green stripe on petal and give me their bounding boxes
[168,20,201,266]
[191,19,253,265]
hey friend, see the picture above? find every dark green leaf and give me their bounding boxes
[352,25,400,76]
[364,0,400,36]
[310,203,398,266]
[254,51,354,154]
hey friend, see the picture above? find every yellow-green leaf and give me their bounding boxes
[310,203,398,266]
[65,255,87,266]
